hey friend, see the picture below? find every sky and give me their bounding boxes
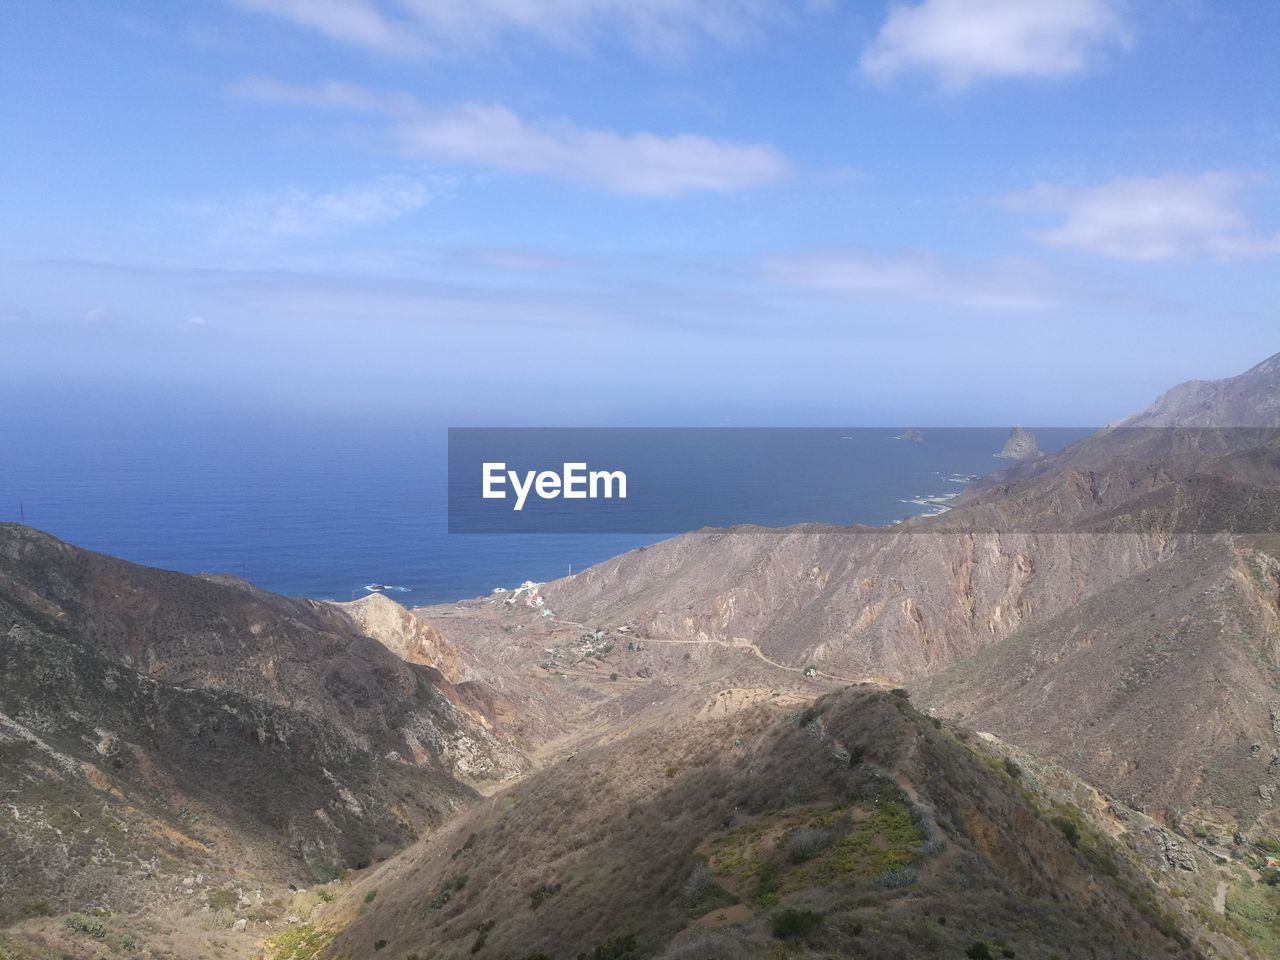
[2,0,1279,426]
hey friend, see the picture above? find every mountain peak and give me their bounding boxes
[1118,349,1280,427]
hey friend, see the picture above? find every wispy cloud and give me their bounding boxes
[229,0,422,56]
[180,174,434,242]
[229,0,805,59]
[1006,172,1280,262]
[395,103,788,196]
[762,251,1057,309]
[231,78,790,196]
[861,0,1130,90]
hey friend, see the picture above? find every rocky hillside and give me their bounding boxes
[921,537,1280,826]
[1116,352,1280,427]
[0,525,529,940]
[304,687,1255,960]
[534,354,1280,826]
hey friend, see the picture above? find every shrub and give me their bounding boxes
[308,861,345,883]
[471,919,496,954]
[429,889,452,910]
[21,901,55,918]
[64,913,107,938]
[787,827,831,864]
[1052,816,1080,848]
[771,908,823,940]
[208,889,239,911]
[530,883,562,909]
[966,942,994,960]
[918,835,946,857]
[873,866,918,889]
[364,889,378,903]
[1003,757,1022,780]
[374,939,387,951]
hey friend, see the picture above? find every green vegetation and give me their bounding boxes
[364,889,378,903]
[1052,815,1081,847]
[771,908,823,939]
[307,860,346,883]
[263,925,334,960]
[1225,881,1280,957]
[63,914,107,938]
[708,794,925,907]
[966,942,994,960]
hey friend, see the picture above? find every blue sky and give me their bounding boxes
[2,0,1278,425]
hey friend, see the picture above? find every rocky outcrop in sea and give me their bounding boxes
[996,426,1041,460]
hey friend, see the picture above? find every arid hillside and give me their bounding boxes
[921,536,1280,826]
[0,524,530,955]
[308,687,1257,960]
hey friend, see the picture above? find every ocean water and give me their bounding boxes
[0,407,1091,605]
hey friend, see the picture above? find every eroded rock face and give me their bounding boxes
[338,592,467,684]
[1153,829,1199,872]
[996,426,1041,460]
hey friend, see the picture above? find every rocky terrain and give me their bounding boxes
[315,687,1253,960]
[0,526,530,958]
[996,426,1041,460]
[3,351,1280,960]
[1115,352,1280,428]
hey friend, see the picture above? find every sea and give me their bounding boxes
[0,407,1092,605]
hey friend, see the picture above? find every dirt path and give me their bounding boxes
[1214,879,1228,915]
[546,610,873,685]
[626,634,872,686]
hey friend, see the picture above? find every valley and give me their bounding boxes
[3,354,1280,959]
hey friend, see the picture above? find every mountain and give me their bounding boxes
[1116,352,1280,428]
[310,687,1248,960]
[921,537,1280,822]
[0,524,529,949]
[5,352,1280,960]
[532,354,1280,828]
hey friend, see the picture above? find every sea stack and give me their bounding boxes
[996,425,1041,460]
[895,428,924,442]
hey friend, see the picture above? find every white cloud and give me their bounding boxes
[230,78,790,196]
[230,0,421,55]
[860,0,1129,90]
[188,316,207,327]
[182,175,433,241]
[230,0,802,59]
[1007,172,1280,262]
[394,103,788,196]
[763,251,1057,309]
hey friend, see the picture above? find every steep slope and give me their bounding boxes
[0,524,529,936]
[542,355,1280,680]
[1116,352,1280,427]
[307,687,1250,960]
[921,537,1280,826]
